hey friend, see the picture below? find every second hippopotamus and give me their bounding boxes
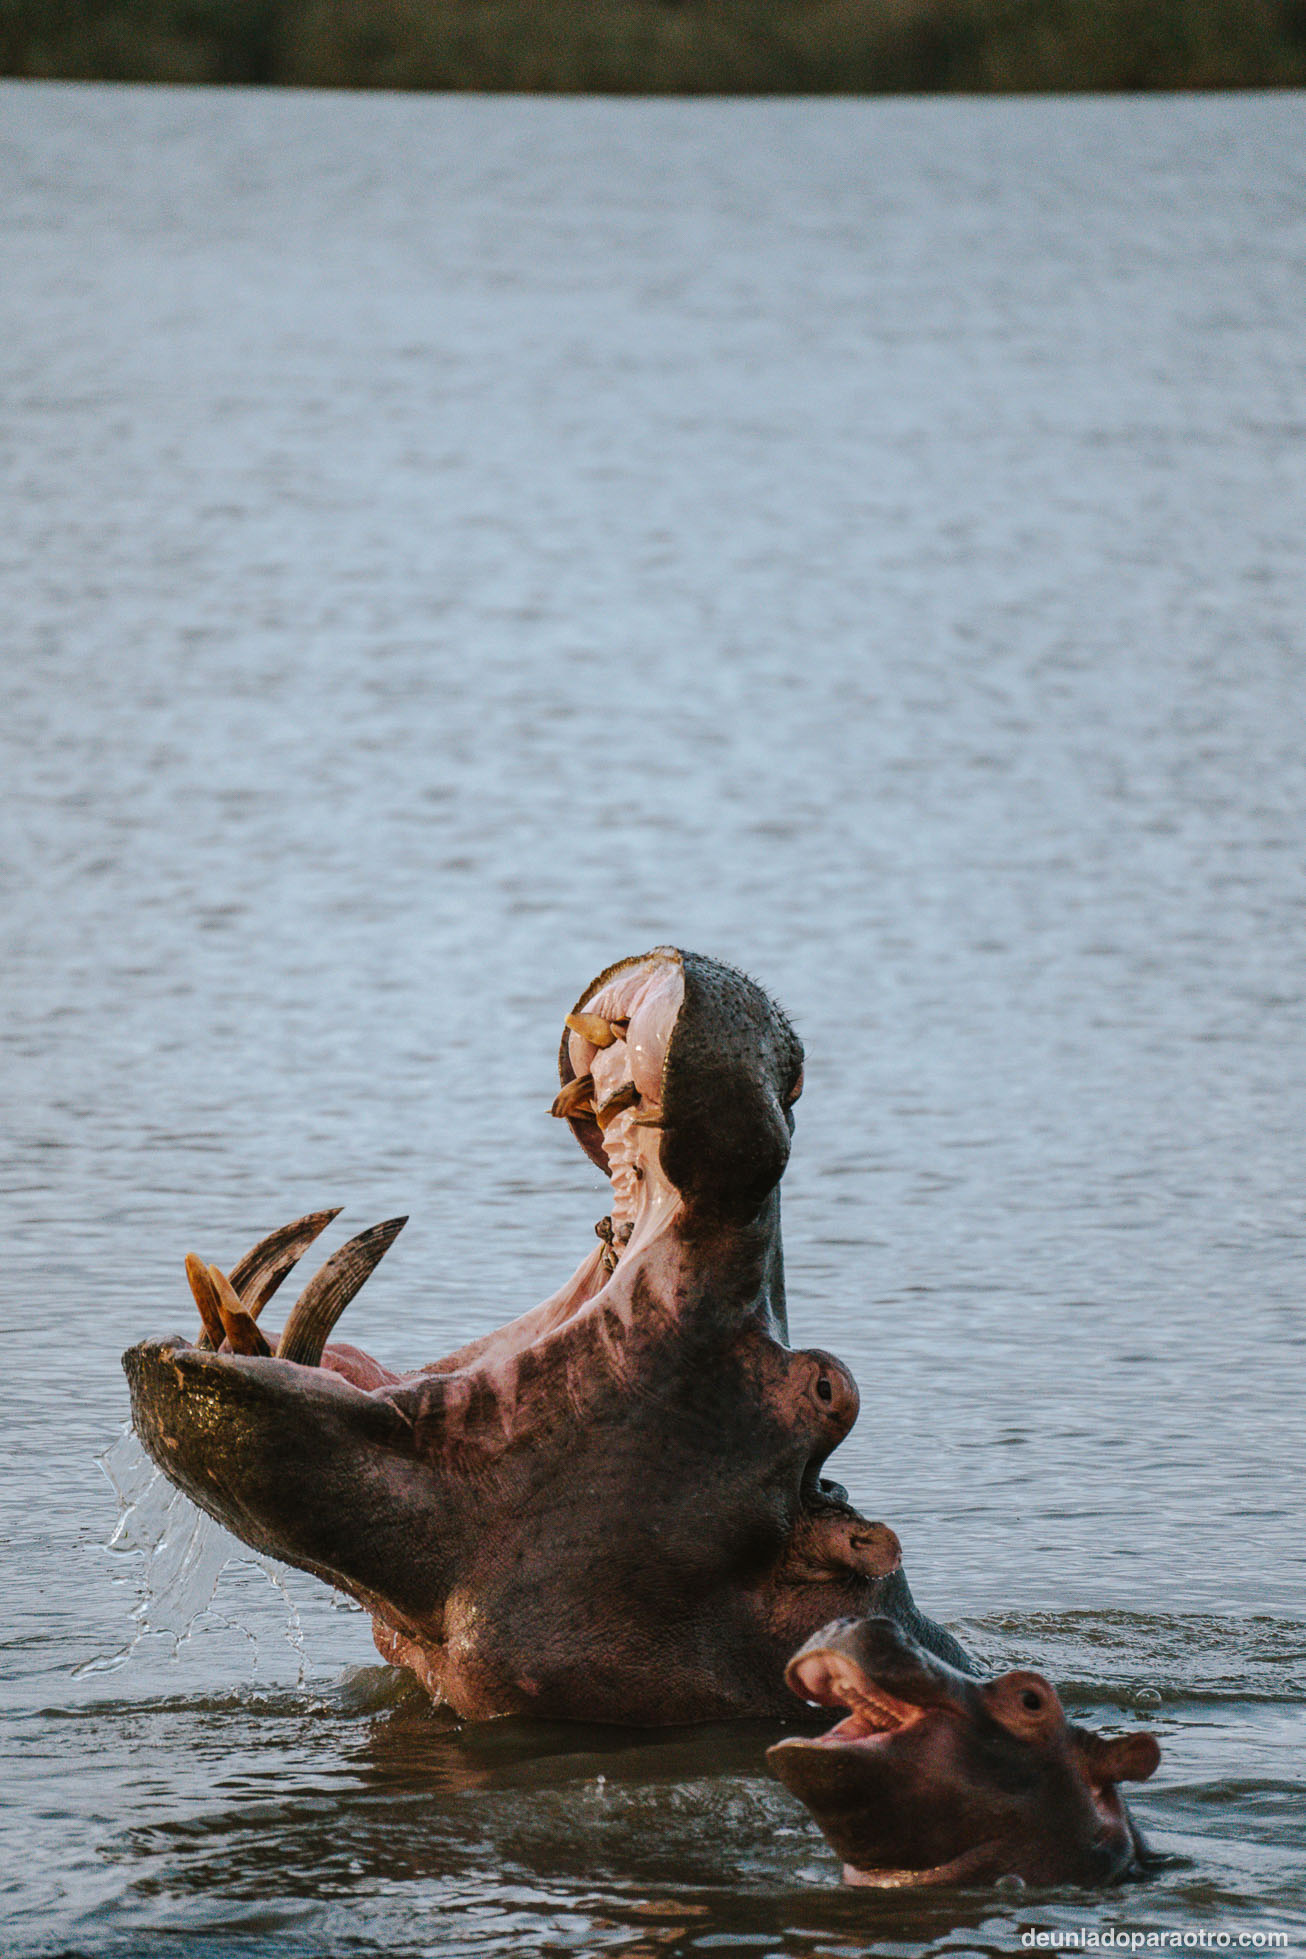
[769,1614,1161,1888]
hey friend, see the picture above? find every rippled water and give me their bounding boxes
[2,81,1304,1957]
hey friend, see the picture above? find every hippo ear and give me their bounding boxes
[1076,1728,1161,1785]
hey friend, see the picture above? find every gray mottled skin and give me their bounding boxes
[125,950,968,1723]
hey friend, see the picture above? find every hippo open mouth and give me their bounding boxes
[124,949,966,1726]
[769,1615,1161,1887]
[784,1640,932,1748]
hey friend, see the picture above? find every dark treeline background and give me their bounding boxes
[4,0,1306,92]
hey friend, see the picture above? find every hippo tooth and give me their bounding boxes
[208,1264,273,1358]
[551,1074,596,1120]
[596,1081,640,1130]
[565,1012,617,1048]
[190,1209,345,1350]
[228,1207,344,1318]
[184,1252,226,1350]
[276,1216,408,1367]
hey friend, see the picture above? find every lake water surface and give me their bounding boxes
[2,81,1304,1958]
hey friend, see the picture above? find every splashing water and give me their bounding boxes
[79,1424,307,1679]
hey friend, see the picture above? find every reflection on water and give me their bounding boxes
[2,79,1304,1959]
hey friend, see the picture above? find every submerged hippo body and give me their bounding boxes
[124,948,967,1725]
[769,1616,1160,1887]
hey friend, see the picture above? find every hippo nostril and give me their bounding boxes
[817,1377,833,1403]
[1021,1689,1043,1711]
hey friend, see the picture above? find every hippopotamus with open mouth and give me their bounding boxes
[124,947,968,1725]
[769,1615,1161,1887]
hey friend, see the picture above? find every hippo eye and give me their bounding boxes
[816,1377,833,1403]
[1021,1689,1043,1712]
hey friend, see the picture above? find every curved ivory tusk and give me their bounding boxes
[208,1263,272,1358]
[193,1208,344,1349]
[276,1216,408,1367]
[184,1252,226,1349]
[229,1207,344,1317]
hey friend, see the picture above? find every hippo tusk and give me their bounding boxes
[564,1012,617,1048]
[596,1081,640,1130]
[276,1217,408,1367]
[193,1208,344,1349]
[184,1253,226,1349]
[550,1074,595,1120]
[229,1207,343,1317]
[208,1264,272,1358]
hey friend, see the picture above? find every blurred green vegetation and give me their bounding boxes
[4,0,1306,91]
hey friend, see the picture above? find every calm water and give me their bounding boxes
[2,81,1304,1958]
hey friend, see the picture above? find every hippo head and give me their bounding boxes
[123,949,963,1725]
[768,1615,1160,1887]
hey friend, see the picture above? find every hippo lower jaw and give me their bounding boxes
[122,1337,446,1627]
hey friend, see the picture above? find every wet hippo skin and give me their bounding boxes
[124,948,968,1724]
[770,1615,1161,1886]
